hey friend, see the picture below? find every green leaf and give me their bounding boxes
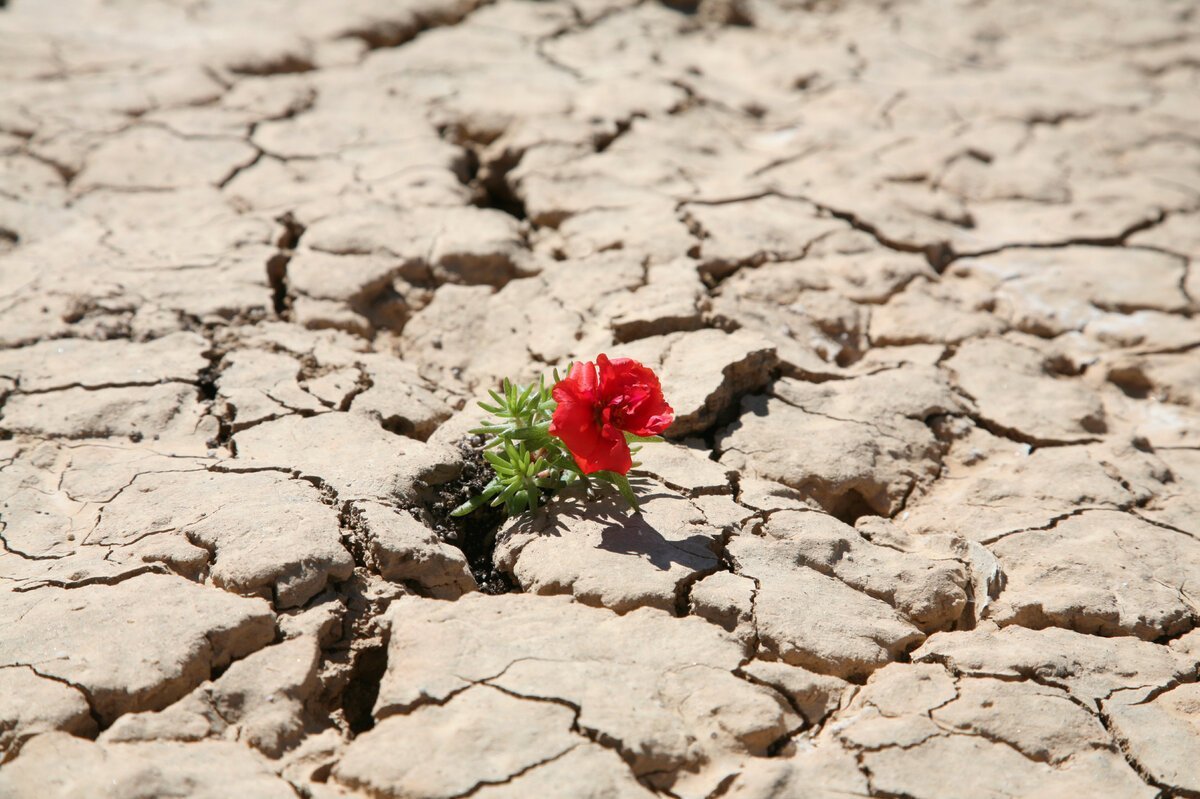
[476,401,503,414]
[595,471,640,512]
[483,449,514,473]
[450,479,502,517]
[517,381,536,409]
[508,424,547,437]
[509,427,553,450]
[469,424,507,435]
[623,433,665,444]
[450,493,489,517]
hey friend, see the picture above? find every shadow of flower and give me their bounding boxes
[501,478,719,573]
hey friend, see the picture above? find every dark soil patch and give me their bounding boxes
[423,436,515,594]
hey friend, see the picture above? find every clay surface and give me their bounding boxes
[1,0,1197,796]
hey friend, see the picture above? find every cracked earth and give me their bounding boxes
[1,0,1198,797]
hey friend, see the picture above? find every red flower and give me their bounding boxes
[549,354,674,475]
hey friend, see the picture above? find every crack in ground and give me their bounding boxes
[448,745,580,799]
[946,209,1174,265]
[340,0,498,52]
[480,682,656,791]
[0,527,69,561]
[12,563,168,593]
[266,211,305,320]
[9,378,198,396]
[1131,510,1199,541]
[947,383,1103,450]
[2,662,104,740]
[1097,699,1200,799]
[979,506,1117,546]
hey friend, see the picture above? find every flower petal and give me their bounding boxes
[597,354,674,437]
[552,360,598,407]
[550,360,633,474]
[550,399,631,474]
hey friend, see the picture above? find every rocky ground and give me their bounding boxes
[1,0,1198,796]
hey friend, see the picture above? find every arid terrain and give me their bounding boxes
[1,0,1198,796]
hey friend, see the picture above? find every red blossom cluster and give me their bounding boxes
[550,354,674,475]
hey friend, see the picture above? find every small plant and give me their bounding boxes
[452,355,674,517]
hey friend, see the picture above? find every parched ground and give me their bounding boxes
[1,0,1199,796]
